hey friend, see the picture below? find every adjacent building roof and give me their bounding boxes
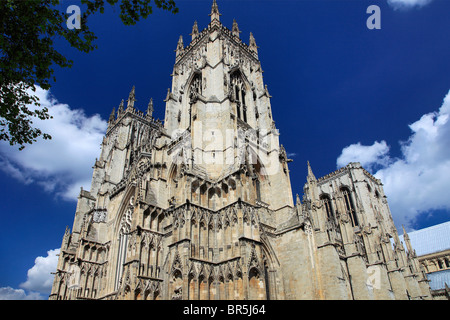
[398,221,450,291]
[427,270,450,291]
[399,221,450,256]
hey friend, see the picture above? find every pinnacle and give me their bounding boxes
[232,19,241,38]
[307,161,316,181]
[249,32,259,54]
[209,0,221,22]
[126,85,136,110]
[147,98,154,117]
[190,21,199,40]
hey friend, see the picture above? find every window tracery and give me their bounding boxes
[231,72,247,123]
[189,73,202,104]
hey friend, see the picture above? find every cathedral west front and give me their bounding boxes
[49,1,432,300]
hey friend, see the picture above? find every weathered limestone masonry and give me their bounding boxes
[49,1,432,300]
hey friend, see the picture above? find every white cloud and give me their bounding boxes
[337,140,390,172]
[387,0,433,10]
[336,90,450,229]
[0,248,60,300]
[0,86,107,201]
[0,287,44,300]
[287,152,297,158]
[20,248,60,295]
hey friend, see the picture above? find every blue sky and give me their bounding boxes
[1,0,450,299]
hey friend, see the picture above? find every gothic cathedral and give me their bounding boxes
[50,1,432,300]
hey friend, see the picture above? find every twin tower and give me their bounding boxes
[50,1,432,300]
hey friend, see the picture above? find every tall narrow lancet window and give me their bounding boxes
[341,187,358,227]
[255,179,261,202]
[115,231,128,291]
[320,194,334,219]
[189,73,202,103]
[115,206,132,291]
[231,71,247,123]
[241,89,247,122]
[235,86,241,119]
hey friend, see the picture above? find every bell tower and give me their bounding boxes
[164,0,294,212]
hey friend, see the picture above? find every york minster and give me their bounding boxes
[50,1,432,300]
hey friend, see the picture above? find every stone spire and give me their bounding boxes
[296,193,302,208]
[126,85,136,110]
[232,19,241,38]
[307,161,316,182]
[249,32,258,54]
[304,161,318,207]
[117,99,124,115]
[402,225,409,240]
[62,226,71,250]
[402,225,415,257]
[391,226,404,251]
[209,0,221,22]
[176,35,184,57]
[108,107,115,123]
[146,98,154,118]
[190,21,199,41]
[295,193,303,218]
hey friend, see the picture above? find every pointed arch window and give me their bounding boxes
[231,71,247,123]
[189,73,202,103]
[341,187,358,227]
[255,179,261,202]
[115,231,128,291]
[115,206,132,291]
[320,194,334,219]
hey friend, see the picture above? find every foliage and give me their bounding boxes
[0,0,178,150]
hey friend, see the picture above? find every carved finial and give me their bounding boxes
[176,35,184,57]
[307,161,316,181]
[177,34,184,47]
[249,32,258,54]
[402,225,414,255]
[108,107,115,123]
[209,0,221,22]
[190,21,199,41]
[117,99,124,115]
[126,85,136,110]
[402,225,408,239]
[62,226,71,249]
[232,19,241,38]
[147,98,154,118]
[64,225,70,235]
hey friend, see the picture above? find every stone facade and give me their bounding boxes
[49,1,432,300]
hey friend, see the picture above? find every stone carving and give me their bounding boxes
[93,209,107,223]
